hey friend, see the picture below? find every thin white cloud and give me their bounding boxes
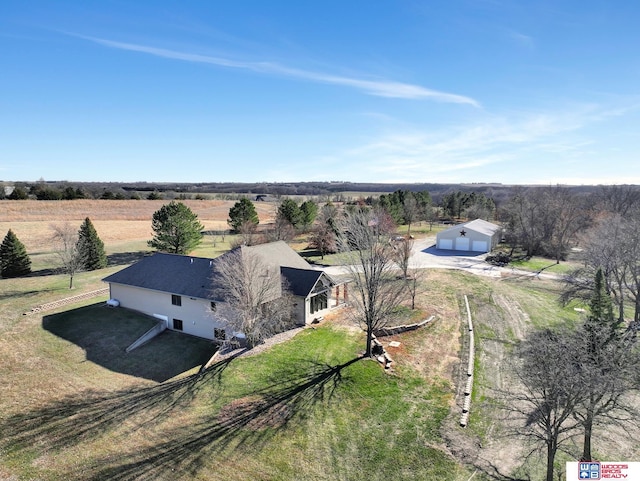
[76,35,480,106]
[508,30,534,49]
[322,104,633,183]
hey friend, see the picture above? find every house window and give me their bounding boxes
[173,319,183,331]
[171,294,182,306]
[210,302,217,312]
[214,328,226,340]
[310,292,328,314]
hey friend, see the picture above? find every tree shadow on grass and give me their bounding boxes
[1,356,360,480]
[0,287,60,301]
[107,250,151,267]
[82,356,361,481]
[1,356,235,453]
[24,267,60,277]
[43,303,216,382]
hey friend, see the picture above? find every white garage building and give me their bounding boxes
[436,219,501,253]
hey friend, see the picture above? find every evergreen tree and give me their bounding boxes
[228,198,259,233]
[76,217,107,270]
[0,229,32,278]
[149,201,204,254]
[300,200,318,231]
[277,199,302,228]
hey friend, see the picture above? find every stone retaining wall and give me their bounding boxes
[23,288,110,315]
[373,315,435,337]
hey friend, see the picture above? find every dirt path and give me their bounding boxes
[446,287,640,478]
[444,290,532,479]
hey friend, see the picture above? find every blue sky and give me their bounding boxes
[2,1,640,185]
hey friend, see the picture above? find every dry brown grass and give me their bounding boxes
[0,199,275,252]
[383,270,468,388]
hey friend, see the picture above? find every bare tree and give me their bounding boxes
[402,196,418,235]
[563,212,640,324]
[392,236,414,280]
[503,186,590,261]
[543,187,590,264]
[405,267,426,310]
[464,202,492,222]
[572,268,638,461]
[422,202,438,231]
[50,223,83,289]
[309,203,339,259]
[597,185,640,216]
[265,214,296,242]
[339,209,406,357]
[234,220,258,247]
[211,248,295,348]
[507,328,583,481]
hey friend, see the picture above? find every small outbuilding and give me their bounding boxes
[436,219,501,253]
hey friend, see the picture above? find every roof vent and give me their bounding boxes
[190,258,194,264]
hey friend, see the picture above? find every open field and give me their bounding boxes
[0,199,276,269]
[0,199,276,243]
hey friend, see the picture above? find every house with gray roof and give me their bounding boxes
[436,219,502,253]
[103,241,341,341]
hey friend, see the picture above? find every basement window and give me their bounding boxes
[173,319,183,331]
[171,294,182,306]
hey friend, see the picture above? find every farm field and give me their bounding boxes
[0,200,276,269]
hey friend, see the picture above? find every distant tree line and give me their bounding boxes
[1,179,609,203]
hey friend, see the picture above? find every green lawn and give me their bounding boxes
[508,256,579,275]
[1,322,467,480]
[0,267,470,481]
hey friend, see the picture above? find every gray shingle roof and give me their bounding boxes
[241,241,312,270]
[103,241,330,301]
[103,253,220,300]
[281,267,324,297]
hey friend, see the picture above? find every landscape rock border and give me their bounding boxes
[459,295,475,427]
[23,288,109,315]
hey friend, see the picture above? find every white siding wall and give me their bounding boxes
[109,284,226,340]
[437,230,494,252]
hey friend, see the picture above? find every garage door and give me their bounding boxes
[455,238,470,251]
[438,238,453,250]
[472,240,488,252]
